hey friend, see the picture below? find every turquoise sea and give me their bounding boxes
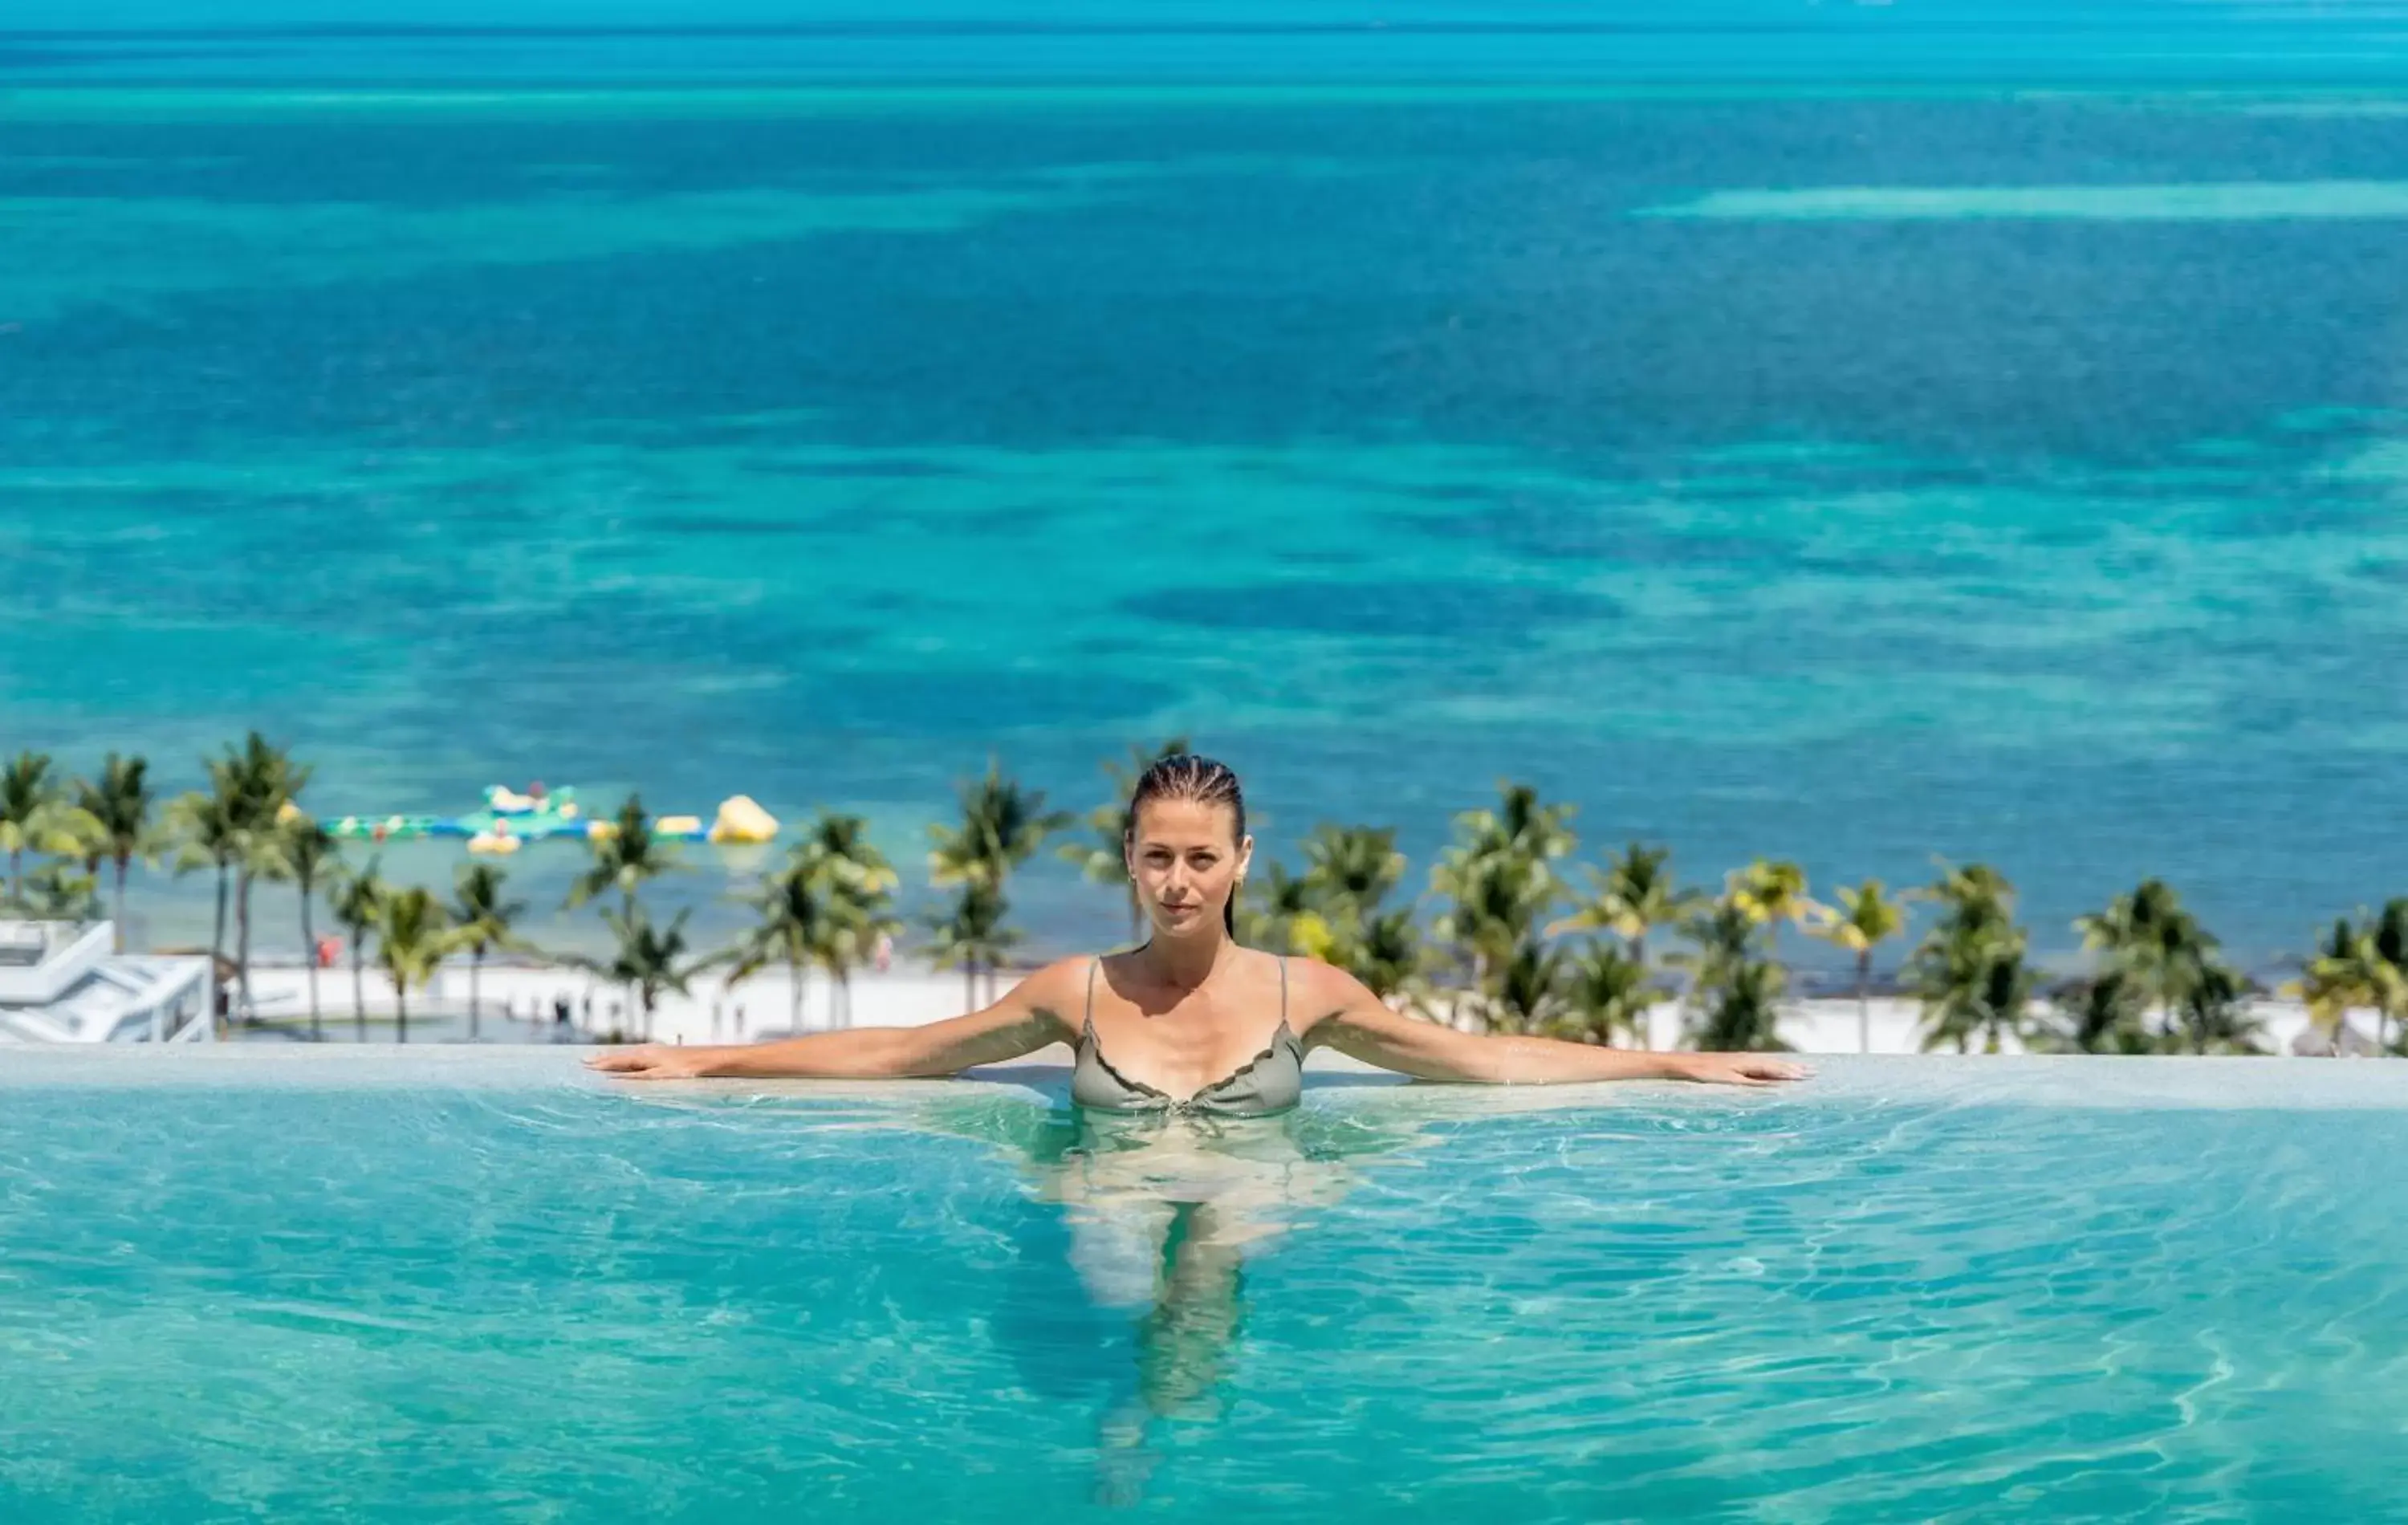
[6,1051,2408,1521]
[8,3,2408,962]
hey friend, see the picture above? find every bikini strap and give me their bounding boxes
[1084,956,1100,1030]
[1277,954,1287,1023]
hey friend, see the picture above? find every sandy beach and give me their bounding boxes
[234,955,2356,1058]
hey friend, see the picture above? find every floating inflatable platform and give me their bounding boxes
[321,786,779,854]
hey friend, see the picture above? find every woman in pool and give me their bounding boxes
[588,754,1806,1096]
[593,754,1800,1500]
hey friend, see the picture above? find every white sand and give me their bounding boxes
[236,958,2364,1057]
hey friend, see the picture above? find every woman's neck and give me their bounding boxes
[1133,932,1235,992]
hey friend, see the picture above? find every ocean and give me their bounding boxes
[6,2,2408,966]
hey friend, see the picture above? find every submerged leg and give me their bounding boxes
[1093,1200,1255,1507]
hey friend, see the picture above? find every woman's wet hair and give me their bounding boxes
[1124,754,1247,933]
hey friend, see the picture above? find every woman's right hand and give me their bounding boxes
[584,1043,724,1080]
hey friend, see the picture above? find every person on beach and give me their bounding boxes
[588,753,1804,1096]
[590,754,1803,1502]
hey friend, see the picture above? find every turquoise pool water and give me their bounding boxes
[6,1051,2406,1520]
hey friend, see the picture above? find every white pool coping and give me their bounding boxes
[7,1045,2408,1110]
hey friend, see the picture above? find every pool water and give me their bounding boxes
[4,1051,2406,1521]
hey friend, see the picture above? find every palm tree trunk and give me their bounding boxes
[352,942,366,1040]
[838,971,852,1030]
[790,954,805,1030]
[469,952,482,1041]
[112,856,129,951]
[396,985,409,1044]
[301,879,321,1042]
[234,867,254,1023]
[211,864,230,1035]
[964,958,977,1012]
[1857,950,1872,1055]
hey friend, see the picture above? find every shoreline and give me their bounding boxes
[231,954,2360,1057]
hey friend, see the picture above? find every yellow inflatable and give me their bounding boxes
[710,795,779,844]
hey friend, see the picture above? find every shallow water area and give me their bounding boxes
[5,1051,2406,1520]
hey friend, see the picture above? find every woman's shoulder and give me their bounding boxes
[1004,955,1101,1010]
[1259,952,1378,1030]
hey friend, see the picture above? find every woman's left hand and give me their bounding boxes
[1674,1053,1812,1086]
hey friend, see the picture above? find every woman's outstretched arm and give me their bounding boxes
[584,959,1084,1081]
[1297,964,1808,1087]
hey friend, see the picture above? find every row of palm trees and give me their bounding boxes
[6,739,2404,1053]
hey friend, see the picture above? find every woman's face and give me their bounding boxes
[1125,797,1252,939]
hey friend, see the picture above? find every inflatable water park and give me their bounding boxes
[311,784,779,856]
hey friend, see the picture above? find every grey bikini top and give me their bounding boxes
[1071,954,1304,1117]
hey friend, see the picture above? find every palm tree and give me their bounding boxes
[795,811,902,1027]
[2369,900,2408,1054]
[1430,848,1558,1026]
[1728,858,1820,970]
[1550,941,1655,1047]
[1812,880,1911,1053]
[1290,900,1431,1005]
[74,753,155,949]
[2076,879,2220,1048]
[0,750,99,909]
[1669,895,1760,999]
[1428,785,1573,1004]
[924,880,1019,1010]
[569,794,680,914]
[0,750,58,905]
[20,858,102,918]
[375,886,456,1045]
[1458,783,1579,866]
[1672,895,1788,1050]
[452,863,527,1041]
[283,818,339,1041]
[587,906,699,1042]
[730,859,835,1031]
[928,761,1065,1000]
[2172,962,2267,1055]
[1906,862,2028,1054]
[2035,971,2154,1055]
[214,733,311,1023]
[1486,937,1567,1035]
[1300,824,1408,911]
[2290,917,2373,1054]
[1234,860,1316,953]
[1060,737,1190,940]
[165,787,241,1027]
[1919,860,2018,925]
[1686,958,1791,1051]
[330,858,386,1042]
[930,758,1072,896]
[1348,908,1430,1005]
[1549,842,1702,967]
[1279,824,1416,994]
[1912,921,2036,1054]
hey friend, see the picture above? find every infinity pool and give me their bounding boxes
[5,1051,2406,1521]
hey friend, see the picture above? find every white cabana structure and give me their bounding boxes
[0,921,213,1043]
